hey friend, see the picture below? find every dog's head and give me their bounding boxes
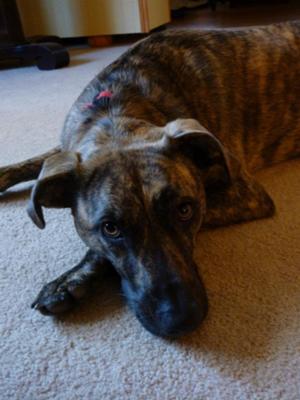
[26,118,237,337]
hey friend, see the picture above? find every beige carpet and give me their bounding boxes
[0,41,300,400]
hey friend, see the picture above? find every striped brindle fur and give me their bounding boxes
[1,22,299,337]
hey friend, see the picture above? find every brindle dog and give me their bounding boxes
[1,22,300,337]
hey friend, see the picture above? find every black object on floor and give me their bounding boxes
[0,0,69,70]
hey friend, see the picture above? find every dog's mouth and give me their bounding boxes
[121,270,208,338]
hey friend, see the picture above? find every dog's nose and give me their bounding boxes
[141,279,208,337]
[155,297,206,337]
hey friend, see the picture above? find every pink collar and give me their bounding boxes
[95,90,113,100]
[83,90,113,110]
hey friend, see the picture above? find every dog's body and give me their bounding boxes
[1,22,300,337]
[65,22,300,170]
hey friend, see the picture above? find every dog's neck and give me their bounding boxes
[106,87,168,127]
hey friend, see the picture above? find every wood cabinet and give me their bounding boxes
[17,0,171,37]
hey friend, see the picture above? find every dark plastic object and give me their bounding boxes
[0,42,70,70]
[0,0,69,70]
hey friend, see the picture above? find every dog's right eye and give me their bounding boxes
[177,202,194,221]
[102,221,122,239]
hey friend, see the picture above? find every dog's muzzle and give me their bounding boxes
[122,268,208,338]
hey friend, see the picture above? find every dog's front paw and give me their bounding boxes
[31,277,87,316]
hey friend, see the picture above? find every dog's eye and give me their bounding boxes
[177,202,193,221]
[102,222,121,238]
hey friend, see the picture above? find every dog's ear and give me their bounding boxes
[27,152,80,229]
[165,118,236,187]
[164,119,275,228]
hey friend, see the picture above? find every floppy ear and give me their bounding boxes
[27,151,80,229]
[165,119,275,228]
[165,118,235,187]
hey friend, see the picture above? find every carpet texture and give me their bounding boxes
[0,42,300,400]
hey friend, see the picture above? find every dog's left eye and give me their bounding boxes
[177,202,194,221]
[102,221,122,239]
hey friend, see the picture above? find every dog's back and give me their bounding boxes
[67,21,300,172]
[132,22,300,170]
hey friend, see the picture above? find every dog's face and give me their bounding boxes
[28,118,233,337]
[74,146,208,337]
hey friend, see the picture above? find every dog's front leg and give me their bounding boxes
[31,250,110,315]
